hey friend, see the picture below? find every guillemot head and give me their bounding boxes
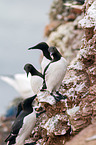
[28,42,52,60]
[48,46,62,61]
[24,64,36,77]
[24,63,43,78]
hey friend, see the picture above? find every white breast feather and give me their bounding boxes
[30,76,43,94]
[45,57,67,92]
[16,111,36,145]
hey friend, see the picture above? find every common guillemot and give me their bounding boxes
[43,46,67,100]
[24,64,44,95]
[5,95,37,145]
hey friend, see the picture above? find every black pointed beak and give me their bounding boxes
[28,47,33,50]
[28,45,37,50]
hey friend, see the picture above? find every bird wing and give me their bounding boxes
[5,133,16,142]
[11,111,28,135]
[14,73,34,97]
[0,74,34,98]
[0,75,18,91]
[16,102,23,117]
[5,114,24,143]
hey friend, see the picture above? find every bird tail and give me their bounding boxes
[5,134,11,142]
[6,141,14,145]
[5,134,16,144]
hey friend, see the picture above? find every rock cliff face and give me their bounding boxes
[45,0,84,64]
[1,0,96,145]
[61,0,96,134]
[26,0,95,144]
[33,0,96,144]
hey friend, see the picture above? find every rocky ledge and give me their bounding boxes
[1,0,96,145]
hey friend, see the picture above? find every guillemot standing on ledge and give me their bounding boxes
[24,63,62,104]
[24,64,44,95]
[5,95,37,145]
[28,42,52,73]
[43,46,67,101]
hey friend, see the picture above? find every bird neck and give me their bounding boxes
[52,53,61,62]
[30,67,43,78]
[42,49,52,60]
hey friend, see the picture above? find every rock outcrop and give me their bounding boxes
[1,0,96,145]
[36,0,96,144]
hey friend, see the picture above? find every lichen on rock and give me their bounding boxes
[31,0,96,144]
[1,0,96,145]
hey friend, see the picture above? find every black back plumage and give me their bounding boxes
[5,95,37,144]
[16,102,22,117]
